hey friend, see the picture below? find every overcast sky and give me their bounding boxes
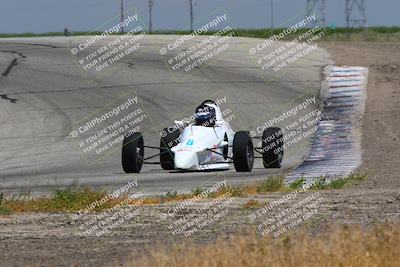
[1,0,399,33]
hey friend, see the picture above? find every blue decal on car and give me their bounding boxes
[186,139,194,146]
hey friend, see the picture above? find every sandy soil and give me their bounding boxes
[1,42,400,267]
[323,42,400,188]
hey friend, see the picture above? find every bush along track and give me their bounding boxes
[0,173,367,215]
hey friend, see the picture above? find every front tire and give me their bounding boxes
[122,132,144,173]
[233,131,254,172]
[262,127,284,168]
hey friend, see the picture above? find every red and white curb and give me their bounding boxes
[286,65,368,181]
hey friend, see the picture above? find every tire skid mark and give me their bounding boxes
[286,66,369,182]
[0,50,26,79]
[0,50,27,103]
[0,94,18,103]
[1,58,18,77]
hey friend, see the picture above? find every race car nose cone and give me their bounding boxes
[174,150,198,170]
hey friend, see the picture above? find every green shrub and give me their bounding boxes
[192,186,205,196]
[288,177,306,190]
[257,176,286,193]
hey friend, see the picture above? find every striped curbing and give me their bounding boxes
[286,66,369,182]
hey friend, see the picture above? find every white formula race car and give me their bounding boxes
[121,100,284,173]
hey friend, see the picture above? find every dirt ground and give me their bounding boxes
[323,41,400,188]
[1,42,400,267]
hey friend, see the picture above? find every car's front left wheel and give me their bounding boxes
[122,132,144,173]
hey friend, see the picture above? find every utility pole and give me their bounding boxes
[306,0,326,28]
[148,0,154,34]
[120,0,124,33]
[270,0,274,29]
[189,0,194,32]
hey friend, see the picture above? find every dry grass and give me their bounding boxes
[241,199,263,209]
[130,223,400,267]
[3,188,123,213]
[0,185,243,214]
[0,188,197,214]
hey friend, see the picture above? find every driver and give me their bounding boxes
[194,104,216,127]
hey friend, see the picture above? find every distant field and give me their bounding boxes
[236,27,400,41]
[1,27,400,41]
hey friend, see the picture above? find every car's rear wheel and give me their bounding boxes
[122,132,144,173]
[262,127,284,168]
[233,131,254,172]
[160,127,181,170]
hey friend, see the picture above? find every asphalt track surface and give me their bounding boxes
[0,36,331,195]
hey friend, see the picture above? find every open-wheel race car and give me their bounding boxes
[121,100,284,173]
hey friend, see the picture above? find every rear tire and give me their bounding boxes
[160,128,181,170]
[233,131,254,172]
[122,132,144,173]
[262,127,284,168]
